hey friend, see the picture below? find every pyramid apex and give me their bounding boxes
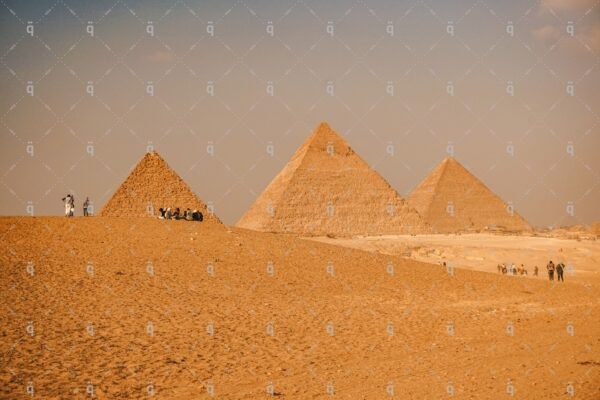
[316,121,333,131]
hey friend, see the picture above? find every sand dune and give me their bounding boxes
[1,217,599,399]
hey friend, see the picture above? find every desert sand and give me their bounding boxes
[1,216,599,399]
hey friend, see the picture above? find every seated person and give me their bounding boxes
[185,208,193,221]
[192,210,203,221]
[165,208,172,220]
[158,208,165,219]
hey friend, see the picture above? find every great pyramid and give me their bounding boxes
[101,151,221,223]
[407,157,531,233]
[236,122,427,235]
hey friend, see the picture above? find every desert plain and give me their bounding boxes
[1,215,599,399]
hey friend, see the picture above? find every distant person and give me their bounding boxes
[173,208,181,220]
[546,260,555,281]
[165,208,172,220]
[158,208,166,219]
[62,194,71,216]
[533,266,539,277]
[83,197,90,216]
[185,208,193,221]
[556,262,565,282]
[192,209,203,221]
[69,195,75,217]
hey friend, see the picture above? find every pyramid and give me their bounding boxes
[100,152,221,223]
[236,122,427,235]
[407,157,531,233]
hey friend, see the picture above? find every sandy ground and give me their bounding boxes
[1,217,599,399]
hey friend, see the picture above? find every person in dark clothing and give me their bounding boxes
[556,262,565,282]
[83,197,90,216]
[547,260,555,281]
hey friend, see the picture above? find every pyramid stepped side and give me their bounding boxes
[408,157,530,233]
[100,152,221,223]
[236,122,428,235]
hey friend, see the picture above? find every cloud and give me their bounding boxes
[532,25,561,42]
[542,0,597,11]
[147,50,176,64]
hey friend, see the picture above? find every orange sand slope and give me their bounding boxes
[236,122,427,236]
[1,217,599,399]
[407,157,531,233]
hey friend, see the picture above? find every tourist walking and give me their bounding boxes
[546,260,555,281]
[556,262,565,282]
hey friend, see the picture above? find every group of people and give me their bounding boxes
[158,207,203,221]
[546,260,566,282]
[62,194,91,217]
[497,261,567,282]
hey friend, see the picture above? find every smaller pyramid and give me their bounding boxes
[236,122,428,235]
[407,157,531,233]
[100,152,220,223]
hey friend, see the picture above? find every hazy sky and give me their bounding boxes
[0,0,599,228]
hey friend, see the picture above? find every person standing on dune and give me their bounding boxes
[83,197,90,217]
[62,194,72,217]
